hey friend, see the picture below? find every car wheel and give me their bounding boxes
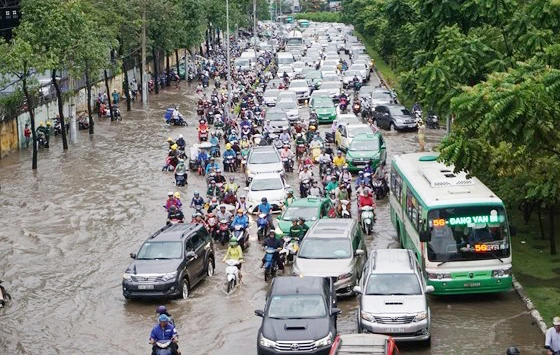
[389,122,396,131]
[180,278,190,299]
[207,258,215,277]
[423,336,432,347]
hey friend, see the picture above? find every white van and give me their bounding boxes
[276,52,294,66]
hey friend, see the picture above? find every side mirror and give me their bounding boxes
[243,187,249,191]
[509,224,517,237]
[331,307,342,316]
[352,285,362,294]
[355,249,365,256]
[254,309,265,317]
[419,230,431,243]
[425,285,435,294]
[285,184,290,188]
[130,253,137,259]
[186,251,196,259]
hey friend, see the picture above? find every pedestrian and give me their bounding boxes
[24,124,31,148]
[112,89,120,105]
[418,120,426,152]
[545,316,560,355]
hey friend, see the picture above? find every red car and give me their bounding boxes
[329,334,400,355]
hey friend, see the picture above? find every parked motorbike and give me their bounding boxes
[225,259,240,293]
[0,280,11,308]
[360,206,375,235]
[426,112,440,129]
[263,247,278,281]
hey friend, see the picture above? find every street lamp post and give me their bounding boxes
[225,0,232,119]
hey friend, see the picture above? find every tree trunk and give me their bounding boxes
[166,53,170,87]
[104,69,115,121]
[52,69,68,149]
[175,49,180,76]
[153,48,159,94]
[22,74,38,170]
[217,28,221,46]
[549,202,557,255]
[85,65,94,134]
[123,62,131,111]
[537,204,546,240]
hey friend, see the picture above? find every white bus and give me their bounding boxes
[285,30,303,49]
[390,152,514,295]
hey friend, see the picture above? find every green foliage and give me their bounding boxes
[294,12,342,23]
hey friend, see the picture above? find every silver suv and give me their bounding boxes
[354,249,433,345]
[244,146,284,186]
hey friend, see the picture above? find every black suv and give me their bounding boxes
[255,276,340,355]
[122,224,215,300]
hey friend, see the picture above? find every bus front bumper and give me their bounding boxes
[427,276,512,295]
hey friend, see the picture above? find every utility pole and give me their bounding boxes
[226,0,232,119]
[141,9,148,108]
[253,0,257,58]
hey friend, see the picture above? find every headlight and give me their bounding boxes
[492,268,511,278]
[259,334,276,348]
[161,271,177,281]
[245,169,252,176]
[122,273,133,281]
[360,310,376,322]
[314,332,333,347]
[338,272,352,280]
[427,272,452,280]
[414,311,428,322]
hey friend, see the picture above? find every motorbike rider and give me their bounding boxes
[175,134,186,150]
[257,197,273,224]
[149,314,179,355]
[213,169,226,184]
[167,136,175,149]
[165,192,179,211]
[198,118,209,133]
[205,157,220,175]
[333,151,346,169]
[373,161,387,183]
[261,229,284,271]
[155,306,174,325]
[174,159,188,184]
[358,190,375,222]
[224,176,239,194]
[325,176,339,194]
[192,212,207,227]
[231,208,249,230]
[337,183,350,201]
[190,191,204,208]
[223,236,244,283]
[216,204,233,222]
[171,106,182,123]
[197,148,210,172]
[235,196,248,213]
[223,143,236,169]
[298,217,310,240]
[352,74,360,86]
[289,219,303,239]
[279,129,291,143]
[167,205,185,224]
[306,125,317,143]
[284,190,296,208]
[339,165,352,186]
[412,102,422,113]
[298,165,314,196]
[36,122,49,147]
[206,180,223,201]
[356,180,372,197]
[355,170,370,188]
[308,180,323,197]
[263,119,274,136]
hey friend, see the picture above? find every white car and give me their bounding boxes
[276,98,300,123]
[336,123,372,151]
[288,79,311,102]
[277,64,294,78]
[263,89,281,107]
[245,173,289,214]
[292,62,306,76]
[320,81,342,101]
[342,70,363,88]
[349,64,368,83]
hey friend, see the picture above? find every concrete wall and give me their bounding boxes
[0,119,19,158]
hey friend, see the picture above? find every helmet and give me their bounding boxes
[309,125,316,130]
[168,191,174,196]
[171,144,178,150]
[174,192,181,198]
[178,158,184,163]
[169,205,177,212]
[296,133,302,137]
[237,208,244,213]
[359,171,364,175]
[178,134,183,139]
[506,347,520,355]
[194,212,202,217]
[229,177,235,181]
[46,121,51,126]
[298,217,305,222]
[343,165,348,170]
[287,189,293,194]
[216,169,221,173]
[39,122,45,127]
[226,143,232,149]
[194,191,200,196]
[156,305,167,314]
[337,150,342,155]
[219,204,226,209]
[239,195,246,199]
[210,180,216,184]
[229,237,238,246]
[269,229,276,235]
[211,197,218,202]
[261,197,267,202]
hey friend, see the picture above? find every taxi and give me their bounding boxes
[310,97,337,123]
[275,197,333,236]
[335,122,373,151]
[345,132,386,172]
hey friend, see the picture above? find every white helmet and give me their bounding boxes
[178,134,183,139]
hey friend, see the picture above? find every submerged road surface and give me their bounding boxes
[0,80,544,354]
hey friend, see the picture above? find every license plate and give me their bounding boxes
[138,284,154,290]
[464,282,480,287]
[387,328,405,333]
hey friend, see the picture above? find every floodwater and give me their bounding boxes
[0,77,545,355]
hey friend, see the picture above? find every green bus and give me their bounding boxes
[390,152,513,295]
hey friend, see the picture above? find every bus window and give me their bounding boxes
[390,167,402,202]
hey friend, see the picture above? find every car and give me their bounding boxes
[311,98,337,123]
[342,70,363,88]
[373,104,417,131]
[277,90,297,103]
[234,57,252,71]
[329,334,400,355]
[255,276,340,355]
[278,64,294,78]
[310,90,332,103]
[276,196,334,236]
[122,224,215,300]
[335,113,361,125]
[245,145,284,186]
[349,64,368,83]
[352,59,371,76]
[335,123,373,151]
[370,89,395,108]
[292,61,306,76]
[345,132,386,172]
[263,89,281,107]
[319,81,342,102]
[265,107,291,133]
[245,173,289,213]
[276,98,300,124]
[288,79,311,102]
[322,73,341,84]
[292,219,367,296]
[354,249,433,344]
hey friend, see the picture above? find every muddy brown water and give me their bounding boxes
[0,79,544,354]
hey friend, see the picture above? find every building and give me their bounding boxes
[0,0,20,41]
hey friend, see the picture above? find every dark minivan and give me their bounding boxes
[122,224,215,300]
[255,276,340,355]
[373,104,417,131]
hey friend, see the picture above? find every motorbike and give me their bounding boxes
[37,131,49,148]
[324,132,335,144]
[256,213,269,241]
[353,102,361,115]
[198,129,208,142]
[263,247,278,281]
[372,179,389,199]
[207,213,218,240]
[339,98,348,113]
[167,115,187,126]
[339,199,351,218]
[300,179,311,198]
[175,172,187,187]
[282,157,294,173]
[154,340,174,355]
[162,156,178,172]
[413,109,423,124]
[225,259,240,293]
[223,190,237,205]
[224,155,236,173]
[271,135,283,150]
[232,224,249,251]
[218,219,230,245]
[353,81,362,93]
[360,205,375,235]
[202,75,209,88]
[0,280,11,308]
[167,217,184,225]
[426,112,440,129]
[281,236,299,264]
[296,144,307,159]
[210,142,220,157]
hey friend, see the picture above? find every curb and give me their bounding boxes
[512,275,548,334]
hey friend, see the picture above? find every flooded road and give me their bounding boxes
[0,78,545,354]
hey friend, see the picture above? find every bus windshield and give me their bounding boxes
[426,206,511,262]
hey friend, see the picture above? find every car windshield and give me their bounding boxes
[350,138,379,151]
[136,241,182,260]
[321,83,339,90]
[282,206,319,221]
[323,75,339,82]
[277,101,297,110]
[277,57,294,65]
[298,238,352,259]
[266,112,287,121]
[293,62,305,68]
[347,127,368,138]
[307,71,321,79]
[315,100,334,109]
[365,274,422,295]
[426,206,511,262]
[264,90,280,98]
[372,91,393,100]
[290,81,307,88]
[344,70,360,77]
[388,107,411,116]
[251,177,283,191]
[267,294,327,319]
[249,151,279,164]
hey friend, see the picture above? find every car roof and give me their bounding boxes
[251,172,282,180]
[288,196,329,207]
[307,219,355,238]
[270,276,328,295]
[352,132,381,140]
[148,224,202,242]
[250,145,277,153]
[369,249,415,274]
